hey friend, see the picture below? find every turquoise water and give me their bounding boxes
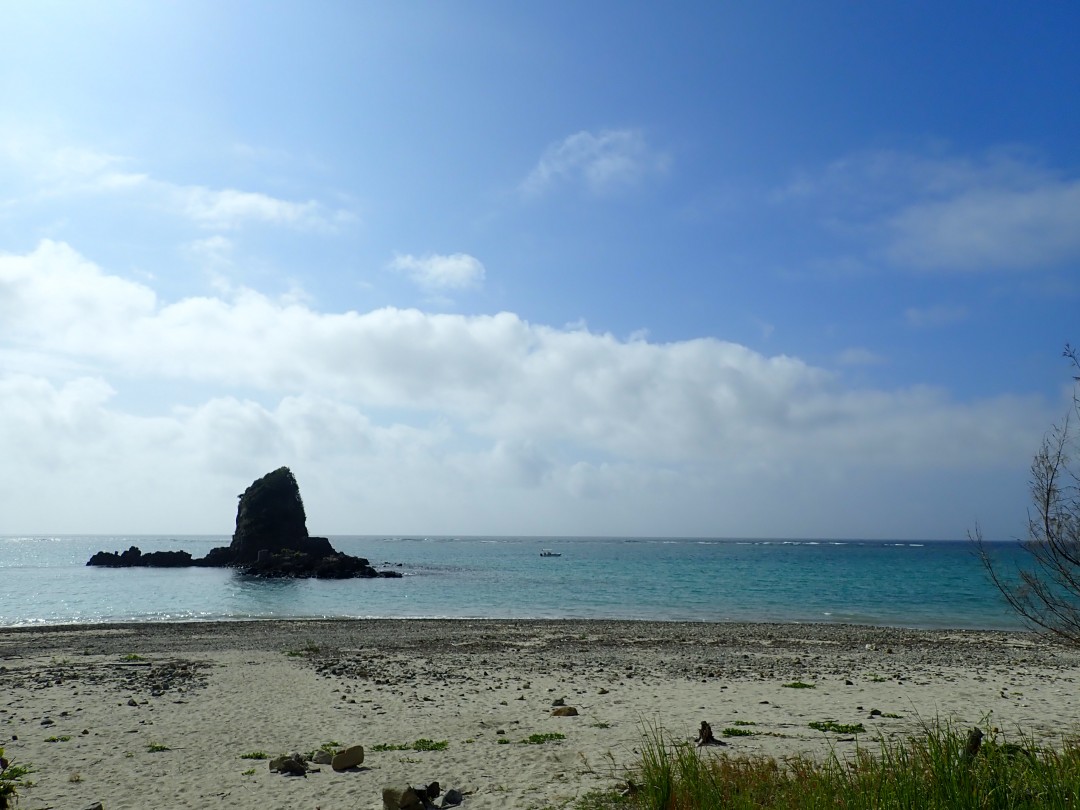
[0,535,1028,630]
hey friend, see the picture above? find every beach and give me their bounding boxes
[2,619,1078,809]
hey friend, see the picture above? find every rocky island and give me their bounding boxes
[87,467,401,579]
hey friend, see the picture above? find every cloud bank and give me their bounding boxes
[0,240,1050,537]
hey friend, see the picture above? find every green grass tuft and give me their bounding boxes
[569,720,1080,809]
[522,732,567,744]
[722,727,754,737]
[303,740,341,759]
[372,739,448,752]
[411,738,449,751]
[781,681,816,689]
[0,746,33,808]
[146,742,170,753]
[809,720,866,734]
[239,751,268,760]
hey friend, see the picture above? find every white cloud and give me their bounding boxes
[886,181,1080,270]
[0,374,451,532]
[521,129,669,197]
[0,241,1055,536]
[388,252,486,292]
[172,185,329,231]
[186,235,234,267]
[0,137,149,198]
[0,241,1048,471]
[0,241,157,345]
[778,149,1053,207]
[0,135,350,231]
[783,149,1080,272]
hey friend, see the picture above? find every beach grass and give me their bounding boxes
[371,738,449,752]
[578,721,1080,809]
[721,727,754,737]
[302,741,341,760]
[0,748,33,810]
[523,732,566,745]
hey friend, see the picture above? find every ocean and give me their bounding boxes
[0,535,1032,630]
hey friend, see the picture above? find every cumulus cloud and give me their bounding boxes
[388,252,486,292]
[521,129,669,197]
[0,241,1049,481]
[0,240,157,340]
[0,373,453,532]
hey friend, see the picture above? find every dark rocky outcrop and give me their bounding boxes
[382,782,459,810]
[87,467,402,580]
[86,547,194,568]
[225,467,316,563]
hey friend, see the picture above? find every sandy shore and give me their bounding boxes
[2,619,1078,810]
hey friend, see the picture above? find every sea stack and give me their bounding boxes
[88,467,401,579]
[202,466,334,566]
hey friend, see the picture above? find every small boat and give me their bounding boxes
[540,549,562,557]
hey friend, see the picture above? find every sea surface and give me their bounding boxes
[1,536,1032,630]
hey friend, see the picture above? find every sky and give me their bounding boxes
[1,2,1078,539]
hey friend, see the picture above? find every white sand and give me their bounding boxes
[2,620,1078,810]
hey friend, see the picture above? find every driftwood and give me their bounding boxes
[962,727,983,763]
[696,720,725,747]
[961,726,1033,765]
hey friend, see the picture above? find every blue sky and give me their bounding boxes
[1,2,1077,538]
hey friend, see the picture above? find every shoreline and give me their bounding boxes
[0,610,1030,634]
[0,615,1052,650]
[3,619,1078,809]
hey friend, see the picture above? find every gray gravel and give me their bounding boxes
[1,619,1074,681]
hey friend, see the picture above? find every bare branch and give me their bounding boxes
[975,344,1080,644]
